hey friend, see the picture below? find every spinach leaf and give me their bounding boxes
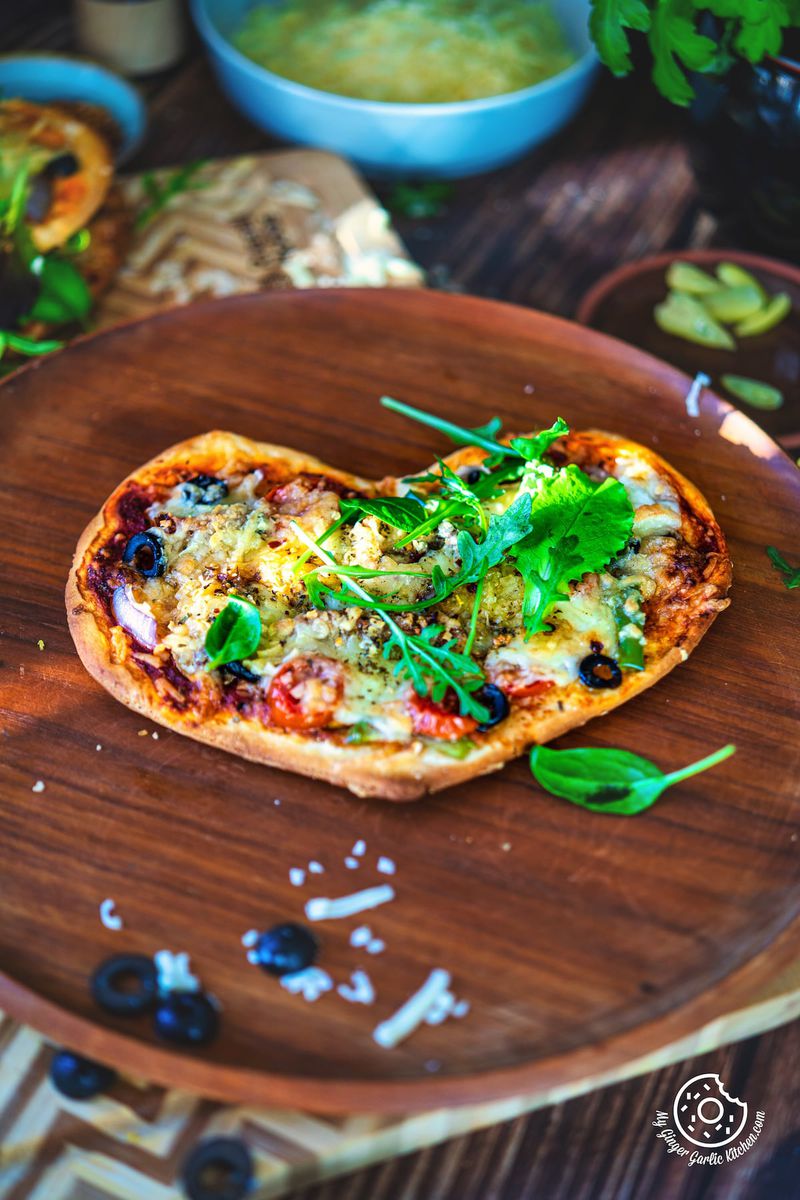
[530,743,736,815]
[28,255,92,325]
[510,467,634,637]
[205,595,262,670]
[766,545,800,590]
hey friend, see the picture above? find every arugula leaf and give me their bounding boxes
[381,395,522,459]
[339,494,425,531]
[589,0,652,75]
[509,467,634,637]
[205,595,262,670]
[509,417,569,462]
[135,160,209,230]
[305,563,431,608]
[766,545,800,589]
[383,623,489,722]
[452,493,533,587]
[530,743,736,814]
[290,520,488,720]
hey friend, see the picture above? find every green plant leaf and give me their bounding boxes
[340,494,426,531]
[0,331,63,360]
[135,160,209,230]
[27,255,92,324]
[510,466,634,637]
[509,417,569,463]
[648,0,718,106]
[529,743,736,814]
[589,0,652,75]
[382,622,489,722]
[205,595,262,670]
[766,545,800,589]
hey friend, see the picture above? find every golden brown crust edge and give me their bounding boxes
[66,429,732,802]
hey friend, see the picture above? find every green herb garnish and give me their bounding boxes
[27,254,92,325]
[205,595,262,670]
[388,181,454,219]
[530,742,736,815]
[0,331,63,361]
[721,375,783,411]
[291,520,490,722]
[509,467,634,637]
[340,494,426,531]
[766,545,800,590]
[589,0,797,106]
[135,160,209,230]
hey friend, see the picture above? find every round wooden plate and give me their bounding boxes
[1,289,798,1113]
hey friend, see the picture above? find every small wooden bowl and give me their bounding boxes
[577,250,800,452]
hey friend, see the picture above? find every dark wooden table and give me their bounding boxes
[4,5,799,1199]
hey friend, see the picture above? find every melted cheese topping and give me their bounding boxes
[114,446,681,743]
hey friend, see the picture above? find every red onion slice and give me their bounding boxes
[112,584,157,650]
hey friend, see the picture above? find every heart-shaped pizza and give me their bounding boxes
[67,399,731,800]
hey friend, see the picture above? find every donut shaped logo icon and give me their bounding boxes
[673,1074,748,1148]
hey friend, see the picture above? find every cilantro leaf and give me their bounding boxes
[648,0,718,107]
[589,0,652,75]
[510,467,634,637]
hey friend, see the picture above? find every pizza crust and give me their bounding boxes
[66,429,732,801]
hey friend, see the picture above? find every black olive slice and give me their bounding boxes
[44,152,80,179]
[457,465,487,485]
[181,474,229,505]
[223,660,260,683]
[122,531,166,578]
[153,991,219,1046]
[253,923,319,976]
[578,653,622,690]
[91,953,158,1016]
[50,1049,116,1099]
[182,1137,253,1200]
[475,683,510,730]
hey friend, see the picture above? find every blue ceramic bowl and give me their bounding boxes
[190,0,597,178]
[0,54,147,163]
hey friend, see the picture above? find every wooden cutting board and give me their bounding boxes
[95,149,423,329]
[0,290,798,1121]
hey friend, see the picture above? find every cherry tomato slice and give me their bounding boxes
[407,690,478,741]
[267,656,344,731]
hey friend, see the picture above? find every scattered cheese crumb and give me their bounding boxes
[344,856,360,869]
[95,744,103,752]
[377,856,396,875]
[425,989,455,1026]
[241,929,259,948]
[305,885,394,922]
[352,840,366,857]
[280,967,333,1001]
[247,949,260,965]
[308,861,324,874]
[373,969,451,1048]
[152,731,159,740]
[99,899,123,931]
[273,798,281,806]
[31,780,45,793]
[37,640,45,651]
[338,969,375,1005]
[154,950,200,994]
[501,842,512,852]
[137,730,149,738]
[350,925,372,947]
[289,867,306,887]
[367,938,385,955]
[452,999,470,1018]
[685,372,710,419]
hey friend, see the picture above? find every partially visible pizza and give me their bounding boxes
[66,402,731,800]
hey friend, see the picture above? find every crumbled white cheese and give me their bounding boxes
[377,856,396,876]
[154,950,201,995]
[452,999,470,1018]
[425,989,454,1026]
[685,372,710,419]
[308,861,325,874]
[350,925,372,947]
[338,969,375,1005]
[344,856,360,869]
[366,938,385,955]
[99,899,123,931]
[241,929,259,948]
[31,781,45,793]
[352,840,366,857]
[289,867,306,887]
[373,969,451,1049]
[280,967,333,1001]
[306,885,395,922]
